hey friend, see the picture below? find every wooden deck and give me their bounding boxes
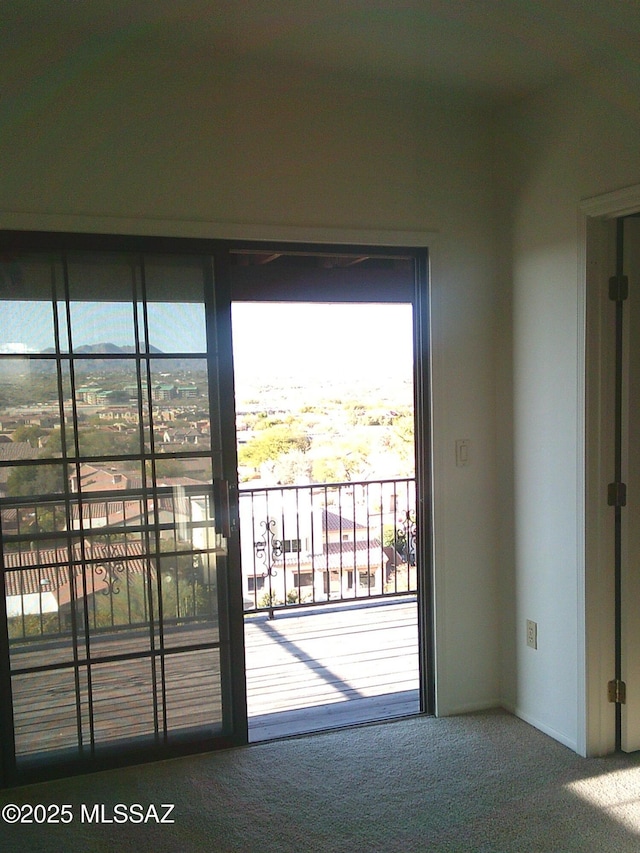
[7,597,419,761]
[245,596,420,741]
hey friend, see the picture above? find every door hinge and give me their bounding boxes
[608,679,627,704]
[608,482,627,507]
[609,274,629,302]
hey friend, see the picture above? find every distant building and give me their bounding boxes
[69,463,141,493]
[3,541,150,622]
[239,491,395,608]
[176,385,198,398]
[152,384,175,401]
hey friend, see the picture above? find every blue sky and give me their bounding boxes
[1,301,207,354]
[1,301,415,385]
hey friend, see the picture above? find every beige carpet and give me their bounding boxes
[3,710,640,852]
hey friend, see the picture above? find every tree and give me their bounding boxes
[311,437,371,483]
[11,424,47,448]
[381,411,415,473]
[346,402,367,426]
[154,458,186,479]
[6,463,64,498]
[238,425,310,469]
[272,450,313,485]
[43,426,140,458]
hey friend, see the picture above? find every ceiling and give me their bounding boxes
[3,0,640,106]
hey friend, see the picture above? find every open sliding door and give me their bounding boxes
[228,245,434,734]
[0,234,246,785]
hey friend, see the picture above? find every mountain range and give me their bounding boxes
[41,343,164,355]
[30,343,203,376]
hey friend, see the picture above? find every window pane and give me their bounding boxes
[72,358,143,458]
[5,564,71,648]
[0,256,57,353]
[2,464,66,498]
[149,358,210,452]
[0,357,59,424]
[90,659,157,746]
[12,669,81,760]
[164,648,223,736]
[145,256,208,354]
[67,255,136,351]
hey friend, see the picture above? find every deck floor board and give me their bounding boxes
[245,597,420,740]
[8,597,420,757]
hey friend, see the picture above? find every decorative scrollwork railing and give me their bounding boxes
[396,511,417,567]
[95,560,125,596]
[253,518,284,617]
[242,477,417,616]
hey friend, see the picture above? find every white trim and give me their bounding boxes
[576,205,588,756]
[0,210,444,724]
[514,706,579,753]
[578,183,640,756]
[580,184,640,219]
[0,210,436,248]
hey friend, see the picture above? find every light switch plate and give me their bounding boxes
[455,439,470,467]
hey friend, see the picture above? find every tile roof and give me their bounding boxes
[0,441,37,462]
[3,541,152,598]
[322,510,366,532]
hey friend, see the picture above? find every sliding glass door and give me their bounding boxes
[0,233,432,784]
[0,238,246,784]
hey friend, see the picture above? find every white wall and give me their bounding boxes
[496,61,640,752]
[0,41,500,716]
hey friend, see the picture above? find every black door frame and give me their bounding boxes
[227,241,435,720]
[0,231,434,786]
[610,214,640,752]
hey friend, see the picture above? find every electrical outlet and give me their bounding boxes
[526,619,537,649]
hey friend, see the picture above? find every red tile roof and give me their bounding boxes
[322,510,366,532]
[4,541,153,599]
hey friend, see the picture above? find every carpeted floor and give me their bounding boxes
[3,709,640,852]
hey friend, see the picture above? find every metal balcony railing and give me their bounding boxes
[241,477,416,617]
[2,477,416,641]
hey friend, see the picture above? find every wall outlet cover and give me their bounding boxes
[526,619,537,649]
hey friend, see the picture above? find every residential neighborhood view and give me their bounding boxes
[1,301,417,635]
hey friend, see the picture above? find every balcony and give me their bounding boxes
[241,477,419,737]
[3,477,419,745]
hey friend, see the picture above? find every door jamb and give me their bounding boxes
[580,184,640,756]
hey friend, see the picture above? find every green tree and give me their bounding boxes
[272,450,313,485]
[311,437,371,483]
[6,464,64,497]
[155,458,187,478]
[381,411,415,473]
[43,426,140,458]
[346,402,367,426]
[11,424,47,447]
[238,425,310,469]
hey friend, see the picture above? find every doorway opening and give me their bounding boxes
[228,247,431,740]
